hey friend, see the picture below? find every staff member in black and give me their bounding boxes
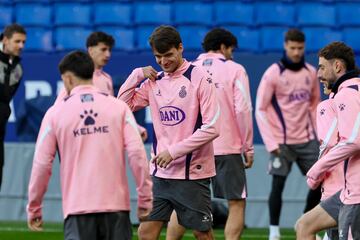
[0,23,26,190]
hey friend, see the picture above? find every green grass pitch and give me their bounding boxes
[0,221,297,239]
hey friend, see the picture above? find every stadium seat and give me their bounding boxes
[256,2,295,26]
[15,3,51,27]
[136,26,155,50]
[93,3,132,26]
[297,3,335,27]
[135,2,171,25]
[98,27,134,51]
[214,2,254,26]
[0,5,12,28]
[225,27,260,52]
[178,26,209,50]
[24,27,52,51]
[302,27,342,53]
[54,3,91,26]
[260,27,288,52]
[338,3,360,27]
[343,28,360,53]
[174,2,212,26]
[55,27,92,50]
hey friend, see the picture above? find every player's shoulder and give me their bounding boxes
[262,63,281,78]
[304,62,317,73]
[102,71,112,80]
[226,59,245,71]
[317,99,332,112]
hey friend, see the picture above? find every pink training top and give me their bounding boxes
[255,62,320,152]
[118,59,220,180]
[194,53,253,156]
[307,76,360,204]
[316,99,343,201]
[27,85,152,220]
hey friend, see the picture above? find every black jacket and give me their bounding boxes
[0,49,23,129]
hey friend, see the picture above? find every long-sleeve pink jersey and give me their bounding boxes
[27,85,153,220]
[118,60,220,180]
[255,62,320,152]
[307,76,360,204]
[55,68,114,104]
[316,99,343,201]
[193,53,253,156]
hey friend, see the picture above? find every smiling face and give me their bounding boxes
[153,44,184,73]
[3,32,26,57]
[317,57,339,93]
[284,40,305,63]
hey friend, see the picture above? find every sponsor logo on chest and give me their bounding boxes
[288,89,310,103]
[159,106,186,126]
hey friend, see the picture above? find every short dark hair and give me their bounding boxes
[318,41,356,72]
[148,25,182,53]
[58,50,94,80]
[202,28,238,52]
[86,31,115,49]
[285,29,305,42]
[2,23,26,39]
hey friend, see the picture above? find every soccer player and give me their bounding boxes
[306,41,360,240]
[296,84,343,240]
[55,31,147,140]
[0,23,26,190]
[57,31,114,97]
[27,51,153,240]
[118,25,220,240]
[255,29,321,240]
[166,28,253,240]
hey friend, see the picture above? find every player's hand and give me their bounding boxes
[140,129,148,142]
[137,207,152,222]
[151,150,173,168]
[271,148,280,157]
[28,217,43,231]
[142,66,158,81]
[243,153,254,169]
[306,177,321,190]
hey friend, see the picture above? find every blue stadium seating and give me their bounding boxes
[93,3,132,26]
[174,2,212,25]
[135,2,171,25]
[302,27,342,52]
[54,3,91,26]
[15,3,51,27]
[297,3,335,27]
[343,28,360,53]
[256,2,295,26]
[260,27,288,52]
[0,5,12,28]
[226,27,260,52]
[338,3,360,27]
[178,26,209,50]
[55,27,92,50]
[98,27,134,51]
[214,2,254,26]
[136,26,155,50]
[25,27,52,51]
